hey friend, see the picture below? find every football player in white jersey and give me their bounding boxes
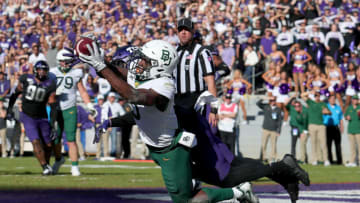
[50,49,96,176]
[76,39,261,203]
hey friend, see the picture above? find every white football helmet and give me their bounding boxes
[129,40,178,81]
[57,49,74,72]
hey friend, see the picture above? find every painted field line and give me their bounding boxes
[62,164,160,169]
[113,159,154,163]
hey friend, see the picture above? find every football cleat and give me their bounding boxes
[52,156,65,175]
[234,182,259,203]
[282,154,310,186]
[42,164,53,176]
[71,166,81,176]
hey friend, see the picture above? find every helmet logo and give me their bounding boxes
[161,50,172,66]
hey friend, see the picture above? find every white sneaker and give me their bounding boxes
[324,160,331,167]
[311,161,318,166]
[42,164,53,176]
[52,157,65,175]
[71,166,81,176]
[79,157,86,161]
[345,162,357,167]
[233,182,259,203]
[241,121,248,125]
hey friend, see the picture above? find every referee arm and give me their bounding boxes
[200,49,217,126]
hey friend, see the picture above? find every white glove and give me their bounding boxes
[78,41,106,72]
[86,103,98,118]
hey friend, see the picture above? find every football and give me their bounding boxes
[74,37,94,56]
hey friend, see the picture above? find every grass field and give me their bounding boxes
[0,157,360,190]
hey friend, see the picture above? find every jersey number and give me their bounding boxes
[25,85,46,102]
[57,77,74,89]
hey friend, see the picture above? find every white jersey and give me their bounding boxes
[50,67,83,110]
[128,76,178,148]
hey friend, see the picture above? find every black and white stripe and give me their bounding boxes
[174,44,215,94]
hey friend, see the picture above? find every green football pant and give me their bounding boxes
[150,145,233,203]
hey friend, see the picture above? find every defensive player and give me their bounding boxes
[50,49,96,176]
[7,60,57,175]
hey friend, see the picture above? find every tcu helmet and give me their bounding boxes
[111,45,138,67]
[34,60,50,81]
[129,40,178,81]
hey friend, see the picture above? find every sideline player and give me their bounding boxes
[77,39,309,203]
[50,49,96,176]
[7,60,57,175]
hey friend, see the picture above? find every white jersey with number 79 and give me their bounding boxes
[50,67,83,110]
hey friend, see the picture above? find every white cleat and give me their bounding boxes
[52,157,65,175]
[345,162,357,167]
[233,182,259,203]
[324,160,331,167]
[42,164,53,176]
[71,166,81,176]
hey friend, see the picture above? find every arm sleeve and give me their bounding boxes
[49,102,58,128]
[198,49,215,76]
[149,78,176,100]
[256,99,265,109]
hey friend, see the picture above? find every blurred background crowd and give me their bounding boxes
[0,0,359,167]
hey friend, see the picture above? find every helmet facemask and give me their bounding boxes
[128,50,160,81]
[34,62,49,81]
[58,59,73,73]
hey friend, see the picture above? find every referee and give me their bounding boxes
[174,17,217,131]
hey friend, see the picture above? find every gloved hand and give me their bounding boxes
[62,47,81,67]
[93,120,110,144]
[78,41,106,72]
[86,103,98,118]
[50,128,58,141]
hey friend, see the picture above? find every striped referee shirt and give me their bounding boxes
[174,42,215,95]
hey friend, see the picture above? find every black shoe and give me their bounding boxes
[286,181,299,203]
[282,154,310,186]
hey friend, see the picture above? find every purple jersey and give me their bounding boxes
[19,74,56,119]
[0,79,10,95]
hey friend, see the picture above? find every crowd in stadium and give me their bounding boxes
[0,0,359,170]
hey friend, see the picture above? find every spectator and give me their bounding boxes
[103,92,125,157]
[301,91,332,166]
[243,45,259,84]
[95,94,112,159]
[323,94,344,165]
[221,39,236,69]
[0,98,6,158]
[344,95,360,167]
[0,72,10,99]
[257,96,283,163]
[28,44,46,70]
[285,95,309,163]
[218,93,238,154]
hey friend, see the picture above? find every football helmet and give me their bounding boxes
[34,60,49,81]
[128,40,178,81]
[57,48,75,72]
[111,45,138,67]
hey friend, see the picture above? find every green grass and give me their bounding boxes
[0,157,359,190]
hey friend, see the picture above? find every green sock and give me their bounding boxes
[202,187,234,202]
[71,161,79,166]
